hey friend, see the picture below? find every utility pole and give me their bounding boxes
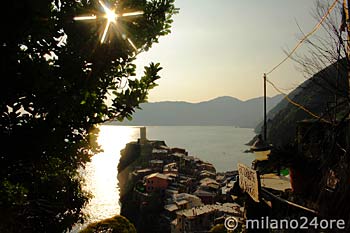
[263,73,267,142]
[343,0,350,150]
[344,0,350,103]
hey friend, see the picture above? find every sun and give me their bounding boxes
[101,2,117,23]
[74,0,143,48]
[99,1,117,44]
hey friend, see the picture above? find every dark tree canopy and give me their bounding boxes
[0,0,177,232]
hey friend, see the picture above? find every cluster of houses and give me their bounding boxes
[119,118,350,232]
[124,131,243,233]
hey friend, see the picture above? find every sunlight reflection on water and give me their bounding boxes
[71,125,139,232]
[70,125,254,232]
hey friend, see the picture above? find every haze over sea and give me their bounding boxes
[72,125,256,231]
[144,125,256,171]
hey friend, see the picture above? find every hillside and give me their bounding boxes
[114,95,283,128]
[255,59,349,146]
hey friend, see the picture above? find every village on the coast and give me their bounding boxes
[117,118,350,233]
[117,127,309,233]
[118,127,242,232]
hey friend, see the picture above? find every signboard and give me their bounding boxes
[238,163,260,202]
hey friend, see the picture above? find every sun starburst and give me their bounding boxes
[74,0,143,48]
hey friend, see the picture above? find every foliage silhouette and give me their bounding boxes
[0,0,177,232]
[80,215,136,233]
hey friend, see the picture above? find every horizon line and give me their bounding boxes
[147,93,283,104]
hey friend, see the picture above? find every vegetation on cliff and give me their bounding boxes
[256,59,349,146]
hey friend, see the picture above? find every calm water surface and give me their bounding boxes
[72,125,255,231]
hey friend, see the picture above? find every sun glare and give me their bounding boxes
[74,0,143,47]
[99,0,117,23]
[73,15,97,21]
[82,125,139,222]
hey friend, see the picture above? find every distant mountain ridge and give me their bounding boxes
[115,95,283,128]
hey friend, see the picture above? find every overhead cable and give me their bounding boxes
[265,76,332,124]
[263,0,339,124]
[266,0,340,76]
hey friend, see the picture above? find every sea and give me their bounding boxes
[71,125,256,232]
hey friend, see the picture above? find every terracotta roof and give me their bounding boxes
[177,203,242,218]
[193,189,215,197]
[146,172,169,180]
[164,204,179,212]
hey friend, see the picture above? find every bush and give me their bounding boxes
[80,215,136,233]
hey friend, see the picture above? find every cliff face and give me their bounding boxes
[117,141,167,233]
[118,142,153,196]
[256,60,349,146]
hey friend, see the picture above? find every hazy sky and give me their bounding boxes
[135,0,327,102]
